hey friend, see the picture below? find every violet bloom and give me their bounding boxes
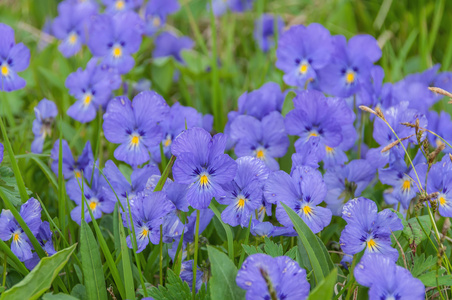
[340,197,403,262]
[103,91,170,166]
[250,220,296,238]
[211,0,254,16]
[236,254,309,300]
[51,1,97,57]
[0,143,3,163]
[67,162,115,224]
[66,59,121,123]
[427,111,452,153]
[324,159,376,215]
[50,139,94,180]
[426,162,452,217]
[254,14,283,52]
[264,166,332,233]
[180,260,204,292]
[218,157,269,227]
[0,198,42,261]
[23,221,56,270]
[0,23,30,92]
[102,160,160,204]
[318,34,382,97]
[276,23,334,88]
[153,32,194,63]
[357,65,393,109]
[171,127,237,209]
[31,99,58,154]
[88,12,143,74]
[144,0,180,36]
[230,111,289,171]
[103,0,143,14]
[355,254,425,300]
[122,191,175,252]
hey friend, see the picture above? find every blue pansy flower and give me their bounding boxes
[230,111,289,171]
[88,12,143,74]
[254,14,283,53]
[276,23,334,88]
[250,220,296,238]
[426,162,452,217]
[23,221,57,270]
[180,260,204,292]
[153,32,194,63]
[50,139,94,180]
[31,99,58,154]
[211,0,254,16]
[0,198,42,261]
[0,23,30,92]
[427,111,452,153]
[103,0,143,14]
[339,197,403,262]
[218,156,269,227]
[264,166,332,234]
[355,254,425,300]
[103,91,170,166]
[144,0,180,36]
[171,127,238,209]
[236,254,309,300]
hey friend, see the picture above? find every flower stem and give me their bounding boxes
[192,209,200,299]
[238,216,252,268]
[159,224,164,286]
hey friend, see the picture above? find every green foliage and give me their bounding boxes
[402,215,432,245]
[0,244,76,300]
[411,254,436,277]
[0,166,25,206]
[307,268,338,300]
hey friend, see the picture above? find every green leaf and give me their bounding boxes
[117,211,136,300]
[281,91,296,116]
[418,271,452,287]
[242,244,263,256]
[70,284,87,300]
[181,50,210,74]
[411,254,436,277]
[0,166,24,206]
[264,237,284,257]
[282,203,333,286]
[80,222,108,300]
[30,157,58,191]
[151,59,174,95]
[1,244,76,300]
[402,216,432,245]
[207,245,245,300]
[42,293,79,300]
[148,269,192,300]
[285,246,298,260]
[307,268,338,300]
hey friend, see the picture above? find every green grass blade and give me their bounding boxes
[153,155,175,192]
[30,156,58,191]
[307,268,338,300]
[209,201,234,261]
[117,210,136,300]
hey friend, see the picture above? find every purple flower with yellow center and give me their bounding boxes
[0,198,42,261]
[67,162,115,224]
[254,14,283,53]
[354,254,425,300]
[103,91,169,166]
[276,23,334,88]
[31,99,58,154]
[50,139,94,180]
[339,197,403,262]
[51,1,97,57]
[426,162,452,217]
[324,159,376,215]
[0,23,30,92]
[171,127,237,209]
[218,157,269,227]
[264,166,332,233]
[230,111,289,171]
[236,254,309,300]
[153,32,194,63]
[88,12,143,74]
[66,59,121,123]
[103,0,143,14]
[122,191,175,252]
[318,34,382,97]
[144,0,180,36]
[23,221,57,270]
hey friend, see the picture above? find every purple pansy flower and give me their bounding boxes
[171,127,237,209]
[339,197,403,262]
[23,221,57,270]
[254,14,283,53]
[88,12,143,74]
[276,23,334,88]
[0,198,42,261]
[180,260,204,292]
[102,0,143,14]
[318,34,382,97]
[0,23,30,92]
[236,254,309,300]
[355,254,425,300]
[103,91,170,166]
[230,111,289,171]
[218,156,270,227]
[51,1,97,57]
[50,139,94,180]
[66,59,121,123]
[144,0,180,36]
[250,220,296,238]
[122,191,175,252]
[31,99,58,154]
[426,162,452,217]
[153,32,194,63]
[427,111,452,153]
[264,166,332,234]
[211,0,254,16]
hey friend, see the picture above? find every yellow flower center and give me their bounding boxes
[89,201,98,210]
[367,238,377,250]
[164,137,172,147]
[302,205,312,216]
[402,179,411,192]
[256,149,265,159]
[1,65,9,76]
[75,171,82,178]
[237,197,246,209]
[299,63,308,74]
[115,0,125,10]
[113,46,122,58]
[130,134,140,147]
[68,33,78,45]
[439,196,446,206]
[308,132,318,139]
[141,228,149,237]
[345,71,355,84]
[83,94,92,106]
[13,233,20,241]
[325,146,334,154]
[199,174,209,187]
[153,16,161,27]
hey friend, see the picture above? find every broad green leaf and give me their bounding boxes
[118,212,136,300]
[402,216,432,245]
[151,59,174,95]
[181,50,210,74]
[80,222,108,300]
[281,90,296,116]
[1,244,76,300]
[307,268,338,300]
[0,166,25,206]
[242,244,263,256]
[285,246,298,260]
[42,293,79,300]
[411,254,436,277]
[264,237,284,257]
[418,271,452,287]
[207,245,245,300]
